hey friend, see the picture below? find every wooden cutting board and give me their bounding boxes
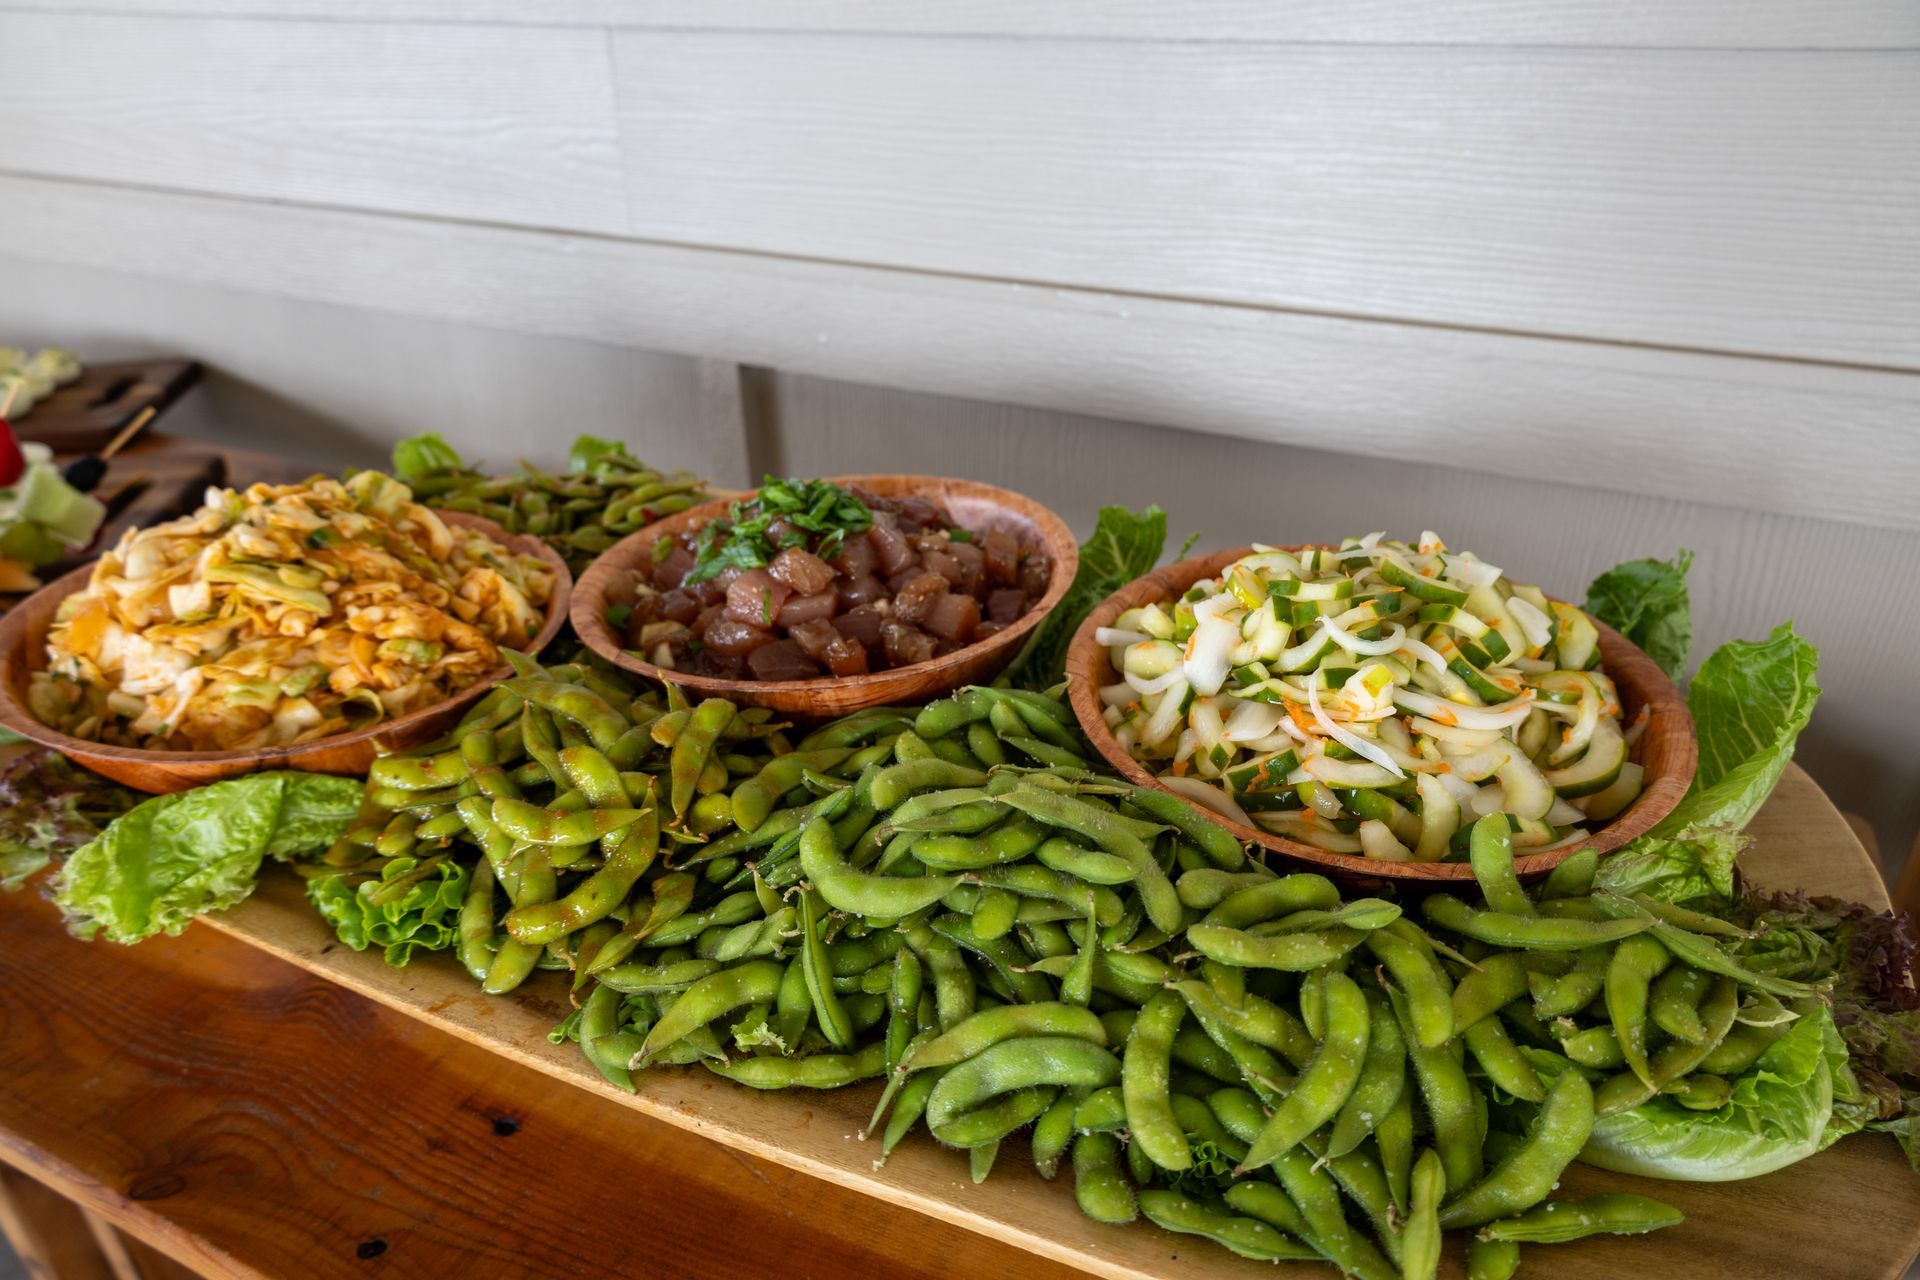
[199,764,1920,1280]
[9,359,201,454]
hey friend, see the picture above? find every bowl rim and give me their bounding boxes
[571,474,1078,708]
[1065,544,1697,882]
[0,508,572,768]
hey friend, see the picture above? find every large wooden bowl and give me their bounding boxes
[0,511,571,793]
[573,476,1077,716]
[1066,546,1696,883]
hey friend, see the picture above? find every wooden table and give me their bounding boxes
[0,764,1913,1280]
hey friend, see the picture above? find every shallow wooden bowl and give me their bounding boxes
[0,511,571,793]
[573,476,1077,716]
[1066,546,1696,883]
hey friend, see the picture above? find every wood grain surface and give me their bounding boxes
[572,475,1078,714]
[0,879,1089,1280]
[160,765,1909,1280]
[1064,544,1694,882]
[9,358,201,455]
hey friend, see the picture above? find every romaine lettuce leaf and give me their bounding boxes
[1656,622,1819,834]
[1593,825,1741,910]
[307,856,468,967]
[1008,504,1176,690]
[1573,1004,1847,1181]
[1585,550,1693,679]
[54,772,363,943]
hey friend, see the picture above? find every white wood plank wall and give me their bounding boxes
[0,4,1913,872]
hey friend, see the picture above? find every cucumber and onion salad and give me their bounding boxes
[1094,532,1645,859]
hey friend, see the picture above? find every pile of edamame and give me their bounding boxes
[336,654,1799,1278]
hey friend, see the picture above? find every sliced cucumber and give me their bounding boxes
[1302,755,1402,789]
[1543,718,1626,797]
[1224,748,1301,793]
[1380,556,1468,606]
[1494,746,1556,822]
[1254,810,1364,853]
[1358,819,1416,861]
[1337,787,1423,845]
[1575,759,1645,821]
[1413,773,1460,861]
[1550,602,1599,672]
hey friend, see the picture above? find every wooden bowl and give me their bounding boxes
[0,511,571,793]
[573,476,1077,716]
[1066,546,1696,883]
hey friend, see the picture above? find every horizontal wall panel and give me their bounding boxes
[0,12,626,232]
[613,35,1920,367]
[3,174,1913,532]
[2,2,1915,48]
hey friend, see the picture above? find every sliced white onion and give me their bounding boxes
[1183,613,1239,696]
[1324,616,1409,658]
[1308,681,1406,779]
[1095,626,1151,648]
[1444,552,1503,588]
[1509,656,1555,674]
[1193,592,1239,624]
[1396,636,1454,681]
[1141,676,1189,747]
[1435,770,1480,804]
[1393,687,1537,731]
[1099,680,1135,707]
[1222,697,1289,742]
[1531,829,1591,852]
[1126,667,1187,697]
[1506,596,1553,652]
[1409,716,1501,747]
[1157,774,1255,828]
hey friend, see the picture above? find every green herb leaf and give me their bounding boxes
[53,772,363,944]
[1657,622,1820,834]
[390,432,465,481]
[684,477,873,585]
[1006,504,1172,690]
[307,856,469,967]
[605,603,633,629]
[1585,550,1694,679]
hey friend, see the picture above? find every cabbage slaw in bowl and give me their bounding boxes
[1094,532,1645,860]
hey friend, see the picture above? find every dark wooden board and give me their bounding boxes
[8,360,202,454]
[0,884,1084,1280]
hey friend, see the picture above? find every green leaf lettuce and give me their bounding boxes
[1009,504,1172,690]
[1584,551,1694,680]
[53,772,363,944]
[307,856,469,967]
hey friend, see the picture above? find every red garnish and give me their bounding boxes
[0,420,23,487]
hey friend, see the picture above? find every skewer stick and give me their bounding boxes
[99,406,158,461]
[0,380,19,421]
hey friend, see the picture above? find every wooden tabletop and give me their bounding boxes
[0,763,1912,1279]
